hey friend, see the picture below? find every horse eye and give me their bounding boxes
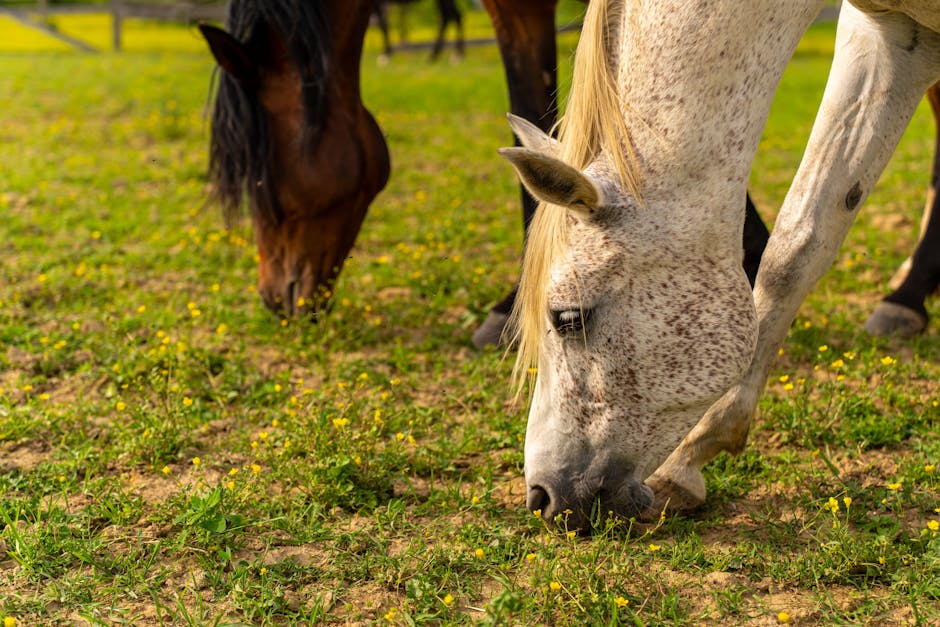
[550,308,592,336]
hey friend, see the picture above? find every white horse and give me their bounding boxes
[500,0,940,529]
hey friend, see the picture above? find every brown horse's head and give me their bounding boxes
[200,1,390,317]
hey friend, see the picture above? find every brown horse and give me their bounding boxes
[199,1,940,339]
[199,2,390,317]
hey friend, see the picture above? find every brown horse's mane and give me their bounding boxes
[207,0,331,225]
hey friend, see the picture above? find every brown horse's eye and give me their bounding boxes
[551,308,592,337]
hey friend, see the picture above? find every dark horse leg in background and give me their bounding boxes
[471,0,770,347]
[864,81,940,337]
[373,0,394,58]
[430,0,464,61]
[472,0,561,348]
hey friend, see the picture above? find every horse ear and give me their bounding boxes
[498,147,603,217]
[199,23,257,82]
[506,113,560,157]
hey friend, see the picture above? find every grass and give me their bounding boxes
[2,6,940,626]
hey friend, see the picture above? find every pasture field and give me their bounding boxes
[2,8,940,626]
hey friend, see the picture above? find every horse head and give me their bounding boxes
[502,112,757,530]
[200,1,390,317]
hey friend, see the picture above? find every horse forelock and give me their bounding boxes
[511,0,641,396]
[208,0,332,224]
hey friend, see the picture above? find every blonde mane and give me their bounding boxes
[510,0,641,394]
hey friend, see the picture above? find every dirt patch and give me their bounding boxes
[0,438,51,473]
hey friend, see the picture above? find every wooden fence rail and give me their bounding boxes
[0,1,225,50]
[111,1,224,50]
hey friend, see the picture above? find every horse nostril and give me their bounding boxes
[527,485,551,517]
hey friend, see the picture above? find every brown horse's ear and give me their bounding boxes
[199,23,257,82]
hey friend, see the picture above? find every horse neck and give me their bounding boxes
[323,1,374,101]
[262,3,374,158]
[612,1,822,216]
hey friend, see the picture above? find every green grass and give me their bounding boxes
[2,9,940,626]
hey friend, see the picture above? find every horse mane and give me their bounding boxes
[207,0,331,224]
[510,0,642,394]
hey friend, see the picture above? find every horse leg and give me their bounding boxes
[374,1,392,57]
[645,5,940,516]
[472,0,560,348]
[743,192,769,288]
[430,8,447,61]
[452,1,464,59]
[864,81,940,337]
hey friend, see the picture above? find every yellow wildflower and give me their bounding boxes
[192,457,201,467]
[777,611,791,624]
[818,345,828,353]
[928,520,939,532]
[474,548,484,558]
[4,617,15,627]
[880,356,896,366]
[182,397,193,407]
[826,497,839,513]
[615,596,629,608]
[443,593,454,606]
[161,465,171,475]
[549,581,561,591]
[526,553,536,563]
[887,482,902,491]
[251,464,261,474]
[648,544,662,552]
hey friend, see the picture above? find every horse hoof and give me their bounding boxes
[471,311,510,349]
[863,301,927,338]
[640,469,706,521]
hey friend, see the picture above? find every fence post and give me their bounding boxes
[112,0,123,51]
